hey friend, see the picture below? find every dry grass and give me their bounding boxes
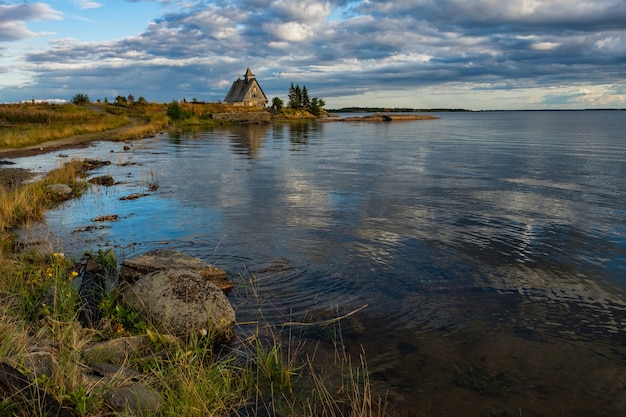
[0,159,86,233]
[0,103,130,148]
[0,106,392,416]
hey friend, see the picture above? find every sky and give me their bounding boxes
[1,0,625,110]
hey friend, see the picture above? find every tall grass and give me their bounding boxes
[0,159,86,233]
[0,108,391,416]
[110,113,169,141]
[0,103,131,148]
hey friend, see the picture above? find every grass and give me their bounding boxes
[454,364,516,396]
[0,253,387,416]
[0,196,389,417]
[0,103,390,416]
[0,103,131,148]
[0,159,87,233]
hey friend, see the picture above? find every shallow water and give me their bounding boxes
[16,111,626,416]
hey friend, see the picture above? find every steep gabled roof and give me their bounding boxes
[223,67,268,104]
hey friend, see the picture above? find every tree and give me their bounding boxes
[71,93,90,105]
[272,97,284,112]
[286,83,326,115]
[288,83,299,109]
[301,86,310,110]
[308,97,326,116]
[115,95,127,106]
[166,100,190,121]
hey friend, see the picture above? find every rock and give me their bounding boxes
[120,249,233,291]
[91,214,119,222]
[0,363,75,417]
[82,159,111,172]
[83,335,152,365]
[22,349,57,380]
[88,175,115,186]
[83,334,179,365]
[76,258,106,328]
[104,383,162,415]
[119,193,149,200]
[89,362,141,380]
[47,183,73,199]
[122,269,236,339]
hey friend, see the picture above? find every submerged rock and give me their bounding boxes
[88,175,115,186]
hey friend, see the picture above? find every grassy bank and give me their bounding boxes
[0,126,388,416]
[0,104,131,149]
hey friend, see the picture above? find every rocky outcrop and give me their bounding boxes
[119,249,236,339]
[210,111,270,123]
[338,113,439,122]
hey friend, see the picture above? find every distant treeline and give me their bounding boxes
[327,107,470,113]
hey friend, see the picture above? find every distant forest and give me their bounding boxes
[327,107,470,113]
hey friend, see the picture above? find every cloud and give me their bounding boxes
[0,3,62,42]
[3,0,626,108]
[73,0,104,10]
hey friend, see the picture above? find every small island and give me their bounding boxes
[325,113,439,122]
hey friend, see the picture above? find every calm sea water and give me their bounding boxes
[17,111,626,416]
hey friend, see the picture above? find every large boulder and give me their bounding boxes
[119,250,236,339]
[122,269,236,339]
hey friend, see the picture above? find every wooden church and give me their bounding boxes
[223,67,268,107]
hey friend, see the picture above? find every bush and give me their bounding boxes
[166,100,191,121]
[71,94,90,105]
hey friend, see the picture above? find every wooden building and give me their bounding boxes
[223,67,268,107]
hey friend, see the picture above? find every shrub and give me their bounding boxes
[166,100,191,121]
[71,94,90,105]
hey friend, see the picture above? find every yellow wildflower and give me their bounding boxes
[71,271,79,278]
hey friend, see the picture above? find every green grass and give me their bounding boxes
[0,103,131,148]
[0,106,390,417]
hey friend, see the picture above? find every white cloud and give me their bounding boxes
[73,0,104,10]
[266,21,312,41]
[531,41,559,50]
[0,3,62,42]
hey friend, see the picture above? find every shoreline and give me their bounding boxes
[0,120,145,159]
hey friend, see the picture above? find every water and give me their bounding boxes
[16,111,626,416]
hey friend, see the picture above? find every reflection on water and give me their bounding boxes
[16,111,626,416]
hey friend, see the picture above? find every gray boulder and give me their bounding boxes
[122,269,235,339]
[47,183,73,199]
[104,383,162,415]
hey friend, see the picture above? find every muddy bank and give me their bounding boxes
[0,163,34,190]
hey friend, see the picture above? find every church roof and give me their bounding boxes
[223,67,268,104]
